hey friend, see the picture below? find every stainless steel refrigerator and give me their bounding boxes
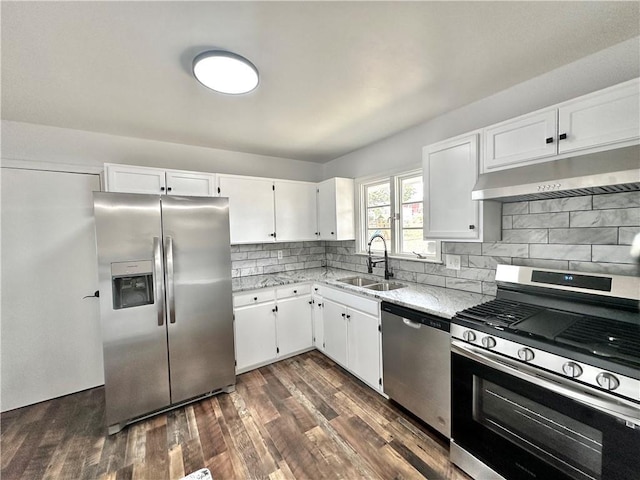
[93,192,235,434]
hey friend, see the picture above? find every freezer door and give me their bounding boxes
[161,196,235,403]
[93,192,170,427]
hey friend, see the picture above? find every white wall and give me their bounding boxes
[1,121,324,181]
[323,37,640,179]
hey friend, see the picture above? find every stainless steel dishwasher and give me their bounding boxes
[381,301,450,438]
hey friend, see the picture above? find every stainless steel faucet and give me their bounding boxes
[367,233,393,280]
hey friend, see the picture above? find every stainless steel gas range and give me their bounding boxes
[450,264,639,480]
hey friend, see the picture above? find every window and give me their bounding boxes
[359,170,440,260]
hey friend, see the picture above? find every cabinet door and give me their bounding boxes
[274,181,318,241]
[312,294,324,351]
[347,308,381,389]
[322,299,347,367]
[483,109,557,172]
[166,170,216,197]
[105,164,166,194]
[234,302,277,372]
[218,175,275,244]
[317,178,355,241]
[276,295,313,357]
[558,79,640,154]
[423,134,480,240]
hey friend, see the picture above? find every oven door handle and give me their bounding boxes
[452,340,640,427]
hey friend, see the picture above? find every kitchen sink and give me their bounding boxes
[365,282,406,291]
[337,276,379,287]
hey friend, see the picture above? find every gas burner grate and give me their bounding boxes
[556,317,640,366]
[455,299,543,327]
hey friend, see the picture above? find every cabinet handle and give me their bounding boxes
[341,313,345,317]
[253,297,258,301]
[545,137,554,144]
[318,303,322,307]
[167,187,172,192]
[331,232,335,235]
[559,133,567,140]
[308,300,313,305]
[160,187,165,192]
[269,233,275,237]
[346,314,351,319]
[293,290,297,294]
[469,225,475,230]
[272,306,278,313]
[314,287,318,291]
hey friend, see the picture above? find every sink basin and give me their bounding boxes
[338,276,379,287]
[365,282,407,291]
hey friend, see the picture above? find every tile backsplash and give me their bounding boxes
[233,191,639,296]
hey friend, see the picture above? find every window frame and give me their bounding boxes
[356,169,441,262]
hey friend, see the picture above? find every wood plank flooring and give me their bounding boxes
[1,351,470,480]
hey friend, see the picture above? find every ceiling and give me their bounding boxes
[2,2,639,163]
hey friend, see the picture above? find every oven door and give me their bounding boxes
[452,340,640,480]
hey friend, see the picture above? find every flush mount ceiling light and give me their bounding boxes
[192,50,259,95]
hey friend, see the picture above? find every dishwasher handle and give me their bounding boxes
[381,301,450,333]
[403,318,422,329]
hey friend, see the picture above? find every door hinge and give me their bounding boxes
[378,325,381,332]
[272,185,275,191]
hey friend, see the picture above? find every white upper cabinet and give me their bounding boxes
[557,78,640,154]
[218,174,276,244]
[481,78,639,172]
[483,109,558,171]
[317,177,355,241]
[165,169,217,196]
[424,133,501,242]
[104,163,216,197]
[274,180,318,242]
[105,164,167,194]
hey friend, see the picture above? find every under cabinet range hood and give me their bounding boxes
[472,145,640,202]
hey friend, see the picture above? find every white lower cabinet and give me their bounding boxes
[276,294,314,357]
[321,287,382,391]
[234,299,277,372]
[233,284,313,373]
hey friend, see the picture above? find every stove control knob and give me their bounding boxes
[517,348,534,362]
[481,336,496,349]
[562,361,583,378]
[463,330,476,342]
[596,372,620,391]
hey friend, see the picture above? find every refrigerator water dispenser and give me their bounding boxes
[111,260,154,310]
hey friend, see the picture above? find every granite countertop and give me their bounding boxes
[231,267,493,319]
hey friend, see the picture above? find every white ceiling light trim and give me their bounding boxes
[192,50,259,95]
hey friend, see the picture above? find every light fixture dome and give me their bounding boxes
[192,50,259,95]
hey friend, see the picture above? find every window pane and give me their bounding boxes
[367,229,391,250]
[402,231,437,255]
[402,176,423,203]
[367,206,390,228]
[402,202,423,228]
[367,183,390,207]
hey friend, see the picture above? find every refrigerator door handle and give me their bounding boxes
[153,236,165,327]
[165,236,176,324]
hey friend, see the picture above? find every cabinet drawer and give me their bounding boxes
[276,283,311,299]
[233,288,276,308]
[323,287,379,316]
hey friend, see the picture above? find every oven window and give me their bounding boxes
[473,377,603,480]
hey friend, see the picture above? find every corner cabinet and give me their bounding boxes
[104,163,216,196]
[317,178,355,241]
[423,133,501,242]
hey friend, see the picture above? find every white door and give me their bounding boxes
[274,180,318,241]
[347,308,381,389]
[165,170,216,197]
[1,168,104,411]
[317,179,337,240]
[312,294,324,351]
[558,79,640,154]
[322,299,347,367]
[234,302,277,372]
[483,109,558,171]
[423,133,480,240]
[218,175,275,244]
[105,164,166,194]
[276,295,313,357]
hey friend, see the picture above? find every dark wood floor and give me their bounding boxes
[1,351,470,480]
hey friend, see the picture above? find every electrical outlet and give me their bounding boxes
[277,250,283,260]
[445,254,461,271]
